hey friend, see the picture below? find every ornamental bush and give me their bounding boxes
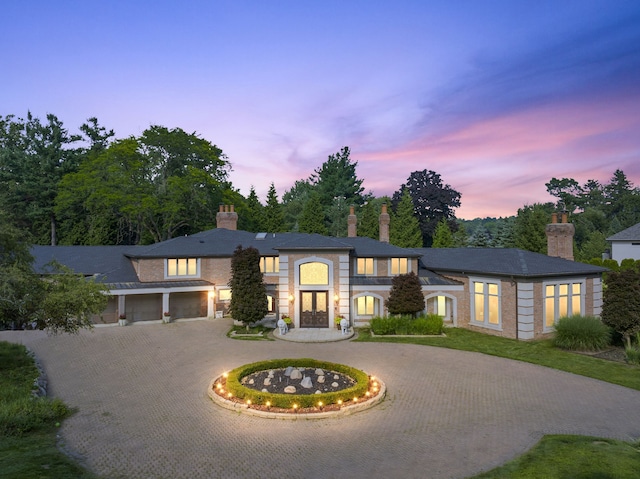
[370,314,443,335]
[553,314,611,351]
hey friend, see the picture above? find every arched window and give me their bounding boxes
[299,262,329,285]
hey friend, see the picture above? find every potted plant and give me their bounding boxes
[335,315,344,329]
[118,314,127,326]
[282,314,293,329]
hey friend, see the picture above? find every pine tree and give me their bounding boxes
[385,272,425,317]
[228,245,268,327]
[299,192,328,234]
[601,269,640,348]
[390,189,423,248]
[432,218,454,248]
[244,186,265,232]
[263,183,285,232]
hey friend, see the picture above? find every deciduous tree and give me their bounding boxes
[385,272,425,317]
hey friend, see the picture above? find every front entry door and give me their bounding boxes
[300,291,328,328]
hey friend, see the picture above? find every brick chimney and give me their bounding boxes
[545,212,574,260]
[379,203,390,243]
[347,205,357,237]
[216,204,238,230]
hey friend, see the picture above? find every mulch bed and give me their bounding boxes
[574,347,627,363]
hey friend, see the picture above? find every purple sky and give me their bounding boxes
[2,1,639,219]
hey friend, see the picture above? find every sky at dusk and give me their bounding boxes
[2,1,639,219]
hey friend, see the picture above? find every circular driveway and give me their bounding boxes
[3,320,640,479]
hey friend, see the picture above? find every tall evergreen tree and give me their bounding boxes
[601,269,640,349]
[282,179,312,232]
[228,245,268,327]
[263,183,285,232]
[513,203,555,254]
[299,192,328,234]
[243,186,265,232]
[432,218,454,248]
[390,189,423,248]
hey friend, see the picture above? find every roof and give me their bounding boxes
[128,228,418,258]
[414,248,607,278]
[607,222,640,241]
[31,246,142,283]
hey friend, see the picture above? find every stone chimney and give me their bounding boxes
[379,203,390,243]
[545,212,574,260]
[347,205,357,237]
[216,204,238,230]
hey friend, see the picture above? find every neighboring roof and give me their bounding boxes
[607,222,640,241]
[31,246,142,283]
[414,248,607,278]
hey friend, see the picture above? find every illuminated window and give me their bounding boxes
[472,280,500,328]
[432,295,447,317]
[266,295,274,313]
[218,289,232,301]
[356,296,377,315]
[166,258,198,277]
[357,258,374,275]
[260,256,279,273]
[299,262,329,285]
[390,258,408,275]
[544,282,582,329]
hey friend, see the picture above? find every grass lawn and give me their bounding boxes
[0,341,98,479]
[355,327,640,391]
[471,435,640,478]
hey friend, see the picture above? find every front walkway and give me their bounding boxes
[2,320,640,479]
[273,326,355,342]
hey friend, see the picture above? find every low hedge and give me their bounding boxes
[370,314,444,336]
[222,358,370,408]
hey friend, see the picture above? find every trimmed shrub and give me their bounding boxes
[371,314,443,335]
[553,314,611,351]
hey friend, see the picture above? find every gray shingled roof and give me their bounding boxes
[414,248,607,278]
[31,246,142,283]
[607,222,640,241]
[129,228,418,258]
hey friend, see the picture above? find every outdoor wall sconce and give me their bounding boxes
[288,294,295,303]
[208,291,216,299]
[334,294,340,303]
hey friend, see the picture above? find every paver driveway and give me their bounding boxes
[3,320,640,479]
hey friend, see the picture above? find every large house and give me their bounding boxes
[32,206,606,340]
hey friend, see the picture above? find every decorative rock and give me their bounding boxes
[333,374,340,380]
[317,375,325,384]
[315,368,324,376]
[332,382,339,388]
[300,376,313,389]
[262,388,268,393]
[268,370,275,378]
[263,377,272,386]
[290,369,302,380]
[284,385,297,394]
[315,390,322,394]
[284,366,294,376]
[248,379,255,385]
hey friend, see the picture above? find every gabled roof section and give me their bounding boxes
[607,222,640,241]
[31,246,142,283]
[415,248,607,278]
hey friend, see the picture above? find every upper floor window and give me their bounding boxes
[390,258,408,275]
[356,258,374,275]
[544,281,582,329]
[299,262,329,285]
[471,279,500,328]
[260,256,279,274]
[166,258,199,277]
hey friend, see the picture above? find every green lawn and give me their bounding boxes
[355,327,640,391]
[471,435,640,478]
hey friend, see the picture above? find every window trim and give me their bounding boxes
[542,279,585,332]
[469,277,502,331]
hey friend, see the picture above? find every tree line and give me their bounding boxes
[2,112,639,261]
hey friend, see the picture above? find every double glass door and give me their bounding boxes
[299,291,328,328]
